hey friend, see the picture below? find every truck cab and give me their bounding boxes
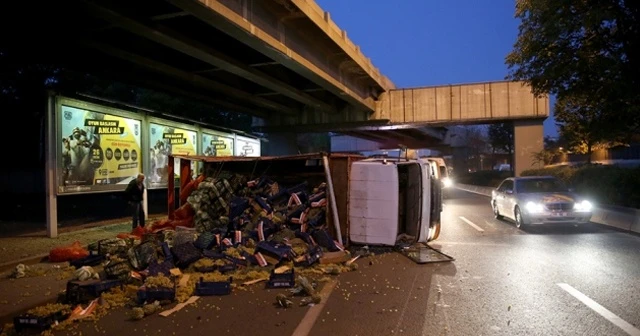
[348,158,442,246]
[421,157,452,188]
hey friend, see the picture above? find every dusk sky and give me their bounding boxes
[316,0,558,137]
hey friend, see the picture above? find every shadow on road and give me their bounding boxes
[521,222,613,235]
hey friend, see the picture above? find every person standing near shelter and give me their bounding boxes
[125,173,146,230]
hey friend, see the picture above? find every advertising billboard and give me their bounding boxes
[147,121,198,189]
[234,135,261,157]
[57,99,142,194]
[202,130,234,157]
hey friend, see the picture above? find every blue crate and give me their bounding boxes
[195,277,233,296]
[295,245,323,267]
[66,279,123,304]
[266,268,295,289]
[137,286,176,304]
[14,311,69,332]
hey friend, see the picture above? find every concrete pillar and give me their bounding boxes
[263,132,298,156]
[513,119,544,176]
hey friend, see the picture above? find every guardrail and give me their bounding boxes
[455,184,640,235]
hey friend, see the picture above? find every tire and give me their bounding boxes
[514,206,525,229]
[493,201,503,220]
[428,220,441,241]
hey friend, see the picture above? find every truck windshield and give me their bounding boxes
[439,166,448,178]
[398,163,422,239]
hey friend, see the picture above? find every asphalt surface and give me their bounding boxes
[6,188,640,336]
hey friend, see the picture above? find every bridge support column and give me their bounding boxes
[263,132,298,156]
[513,119,544,176]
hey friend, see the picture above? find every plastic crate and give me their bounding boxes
[218,262,237,274]
[295,245,323,267]
[171,242,202,268]
[195,277,233,296]
[66,279,123,304]
[266,268,295,289]
[202,250,225,259]
[194,265,217,273]
[13,311,69,332]
[225,255,249,267]
[70,254,105,268]
[148,259,174,276]
[137,286,176,304]
[256,241,295,261]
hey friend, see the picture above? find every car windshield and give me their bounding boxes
[516,178,568,193]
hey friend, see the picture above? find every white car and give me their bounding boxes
[491,176,593,228]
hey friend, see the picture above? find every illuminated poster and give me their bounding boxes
[59,104,142,193]
[234,135,261,157]
[202,131,234,157]
[148,122,197,188]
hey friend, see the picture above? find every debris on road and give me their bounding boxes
[1,172,366,334]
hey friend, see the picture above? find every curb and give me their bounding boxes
[455,184,640,235]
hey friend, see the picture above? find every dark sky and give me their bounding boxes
[316,0,558,137]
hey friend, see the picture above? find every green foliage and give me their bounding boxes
[506,0,640,140]
[521,165,640,208]
[554,94,623,162]
[531,149,558,165]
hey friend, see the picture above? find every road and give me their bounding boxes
[35,189,640,335]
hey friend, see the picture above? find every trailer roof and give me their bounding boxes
[170,152,364,163]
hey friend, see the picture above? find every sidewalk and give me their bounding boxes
[455,184,640,235]
[0,215,165,271]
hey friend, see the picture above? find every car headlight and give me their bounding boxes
[442,177,453,188]
[574,200,592,212]
[525,201,544,213]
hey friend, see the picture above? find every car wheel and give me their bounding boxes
[514,206,525,229]
[493,201,503,220]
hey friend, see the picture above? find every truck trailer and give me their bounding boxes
[166,153,442,247]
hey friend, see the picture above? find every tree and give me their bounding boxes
[488,123,514,167]
[506,0,640,138]
[459,126,490,171]
[554,94,611,163]
[531,135,566,166]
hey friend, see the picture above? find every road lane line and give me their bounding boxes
[393,272,419,333]
[291,278,338,336]
[459,216,485,232]
[434,241,510,247]
[557,283,640,336]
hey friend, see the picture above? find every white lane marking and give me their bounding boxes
[557,283,640,336]
[291,279,338,336]
[459,216,485,232]
[393,272,419,334]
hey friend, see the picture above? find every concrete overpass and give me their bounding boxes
[7,0,548,174]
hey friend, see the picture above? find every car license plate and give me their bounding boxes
[552,212,568,217]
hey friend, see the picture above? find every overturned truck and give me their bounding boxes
[165,153,442,248]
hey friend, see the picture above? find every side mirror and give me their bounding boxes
[505,189,513,194]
